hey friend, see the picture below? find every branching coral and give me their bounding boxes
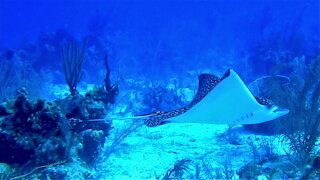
[281,56,320,168]
[245,56,320,173]
[163,159,193,180]
[61,38,88,95]
[0,59,17,101]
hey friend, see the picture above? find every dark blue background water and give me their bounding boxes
[0,0,319,84]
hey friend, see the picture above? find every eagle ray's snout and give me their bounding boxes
[272,106,290,116]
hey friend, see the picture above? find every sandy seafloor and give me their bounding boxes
[101,123,277,179]
[60,122,285,179]
[46,83,288,179]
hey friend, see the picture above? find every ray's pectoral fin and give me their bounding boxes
[189,73,221,107]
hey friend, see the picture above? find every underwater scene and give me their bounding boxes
[0,0,319,179]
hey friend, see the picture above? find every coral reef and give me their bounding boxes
[79,130,105,166]
[0,85,116,178]
[0,89,69,166]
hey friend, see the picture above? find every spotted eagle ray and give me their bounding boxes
[96,69,289,127]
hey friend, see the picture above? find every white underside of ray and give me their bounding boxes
[166,70,265,125]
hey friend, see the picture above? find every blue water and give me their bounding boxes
[0,0,319,179]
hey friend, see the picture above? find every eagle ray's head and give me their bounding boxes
[247,105,289,124]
